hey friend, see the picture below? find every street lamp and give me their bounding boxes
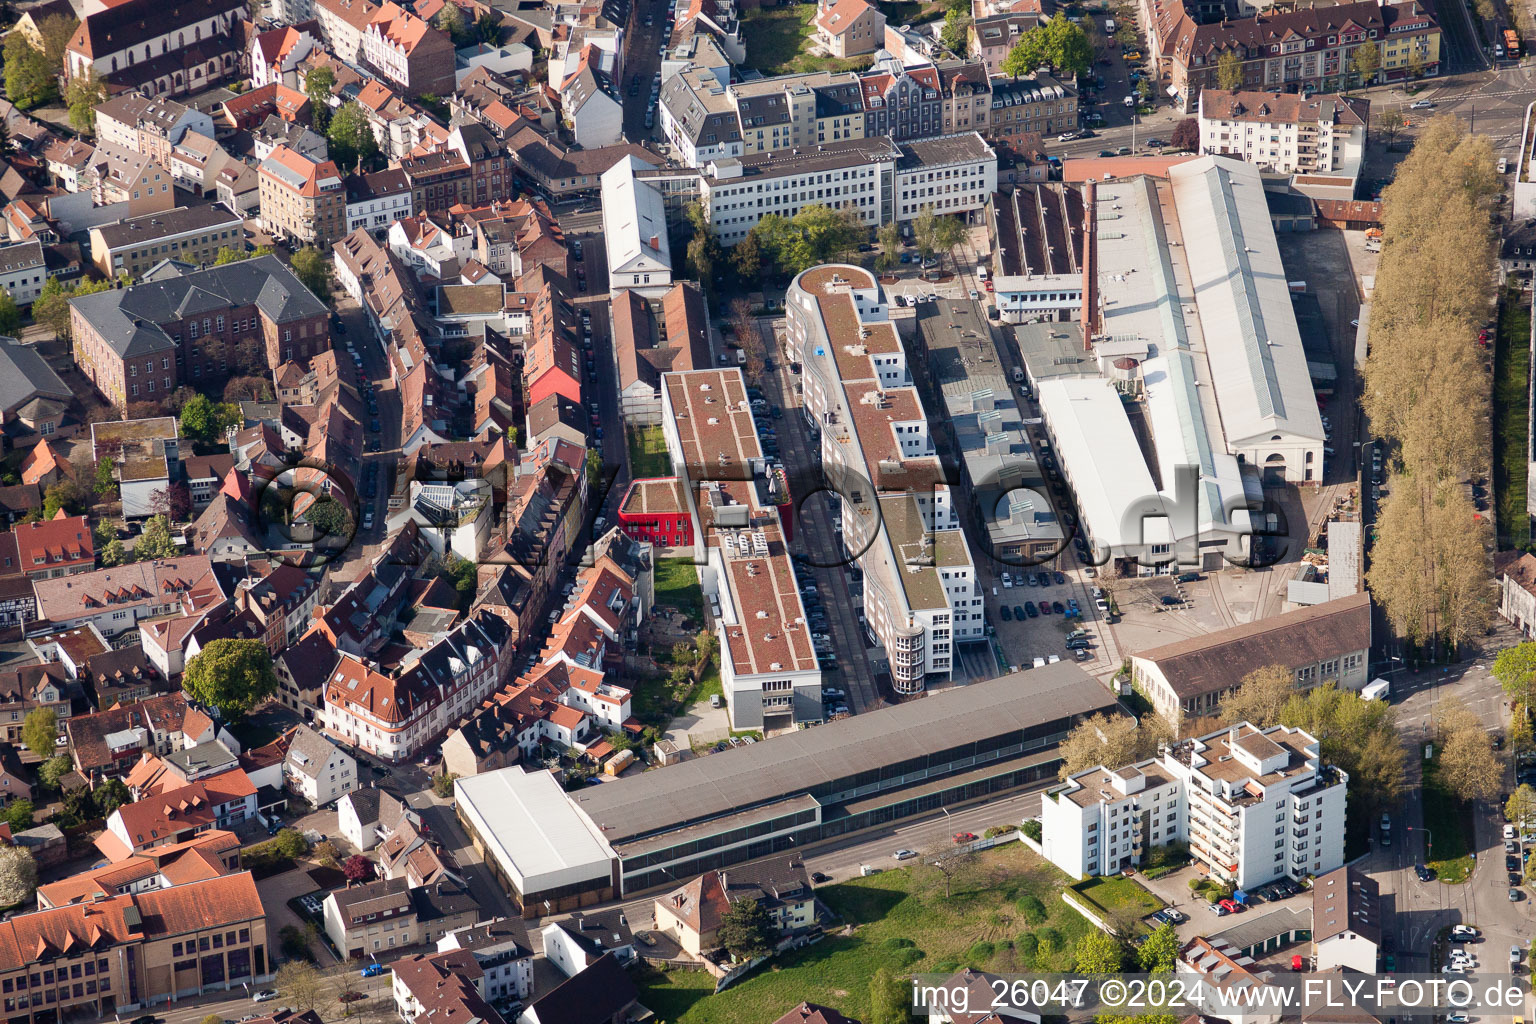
[1407,824,1432,857]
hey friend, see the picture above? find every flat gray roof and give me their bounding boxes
[570,663,1119,842]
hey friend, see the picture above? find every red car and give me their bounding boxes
[953,832,978,844]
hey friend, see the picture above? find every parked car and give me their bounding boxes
[1414,864,1434,882]
[253,993,278,1003]
[953,832,978,843]
[1000,605,1013,621]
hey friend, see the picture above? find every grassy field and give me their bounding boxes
[628,425,671,479]
[740,6,876,75]
[1494,289,1532,550]
[1421,756,1475,883]
[637,843,1100,1023]
[1072,875,1164,920]
[656,558,705,619]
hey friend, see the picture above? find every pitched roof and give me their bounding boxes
[524,952,637,1024]
[1199,89,1369,127]
[0,335,71,417]
[68,0,245,60]
[771,1005,864,1024]
[1312,866,1380,945]
[1132,592,1372,699]
[12,514,93,569]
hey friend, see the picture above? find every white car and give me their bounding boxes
[253,991,279,1002]
[1506,824,1518,840]
[1512,945,1523,964]
[1410,99,1435,109]
[1001,573,1013,588]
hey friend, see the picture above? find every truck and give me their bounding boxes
[1506,29,1521,57]
[1361,678,1391,701]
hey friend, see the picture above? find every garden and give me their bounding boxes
[637,842,1106,1023]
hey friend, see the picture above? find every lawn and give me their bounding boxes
[1071,874,1165,922]
[1421,756,1475,883]
[628,425,671,479]
[636,843,1101,1023]
[1493,288,1531,550]
[656,558,706,620]
[741,6,876,75]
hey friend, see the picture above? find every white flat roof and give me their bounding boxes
[455,767,614,894]
[1168,157,1324,448]
[1036,377,1159,550]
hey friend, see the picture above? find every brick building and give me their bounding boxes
[68,256,330,408]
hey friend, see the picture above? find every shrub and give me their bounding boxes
[985,823,1020,839]
[967,941,995,962]
[1021,819,1042,842]
[1016,894,1047,924]
[895,947,924,967]
[1016,932,1039,961]
[883,937,916,950]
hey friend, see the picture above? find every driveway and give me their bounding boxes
[257,864,337,966]
[662,698,730,748]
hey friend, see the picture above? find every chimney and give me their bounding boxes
[649,234,660,250]
[1080,179,1098,352]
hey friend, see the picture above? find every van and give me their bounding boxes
[1500,157,1510,174]
[860,864,882,876]
[976,265,989,282]
[710,694,723,708]
[1012,367,1026,383]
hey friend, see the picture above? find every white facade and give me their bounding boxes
[454,767,617,904]
[788,264,982,694]
[602,157,674,297]
[568,87,625,149]
[893,133,998,222]
[993,272,1081,323]
[1198,91,1367,180]
[1040,722,1348,889]
[700,139,896,245]
[283,726,357,806]
[346,186,413,235]
[0,241,47,305]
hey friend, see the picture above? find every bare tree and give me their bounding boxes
[919,837,977,899]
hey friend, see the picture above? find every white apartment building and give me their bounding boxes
[281,724,357,807]
[1040,722,1348,888]
[1198,90,1369,180]
[788,263,983,694]
[700,137,899,245]
[0,240,47,305]
[894,132,998,223]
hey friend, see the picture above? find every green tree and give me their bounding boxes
[714,897,774,960]
[435,0,468,43]
[3,800,33,833]
[475,11,501,43]
[214,246,252,264]
[730,230,763,283]
[1495,643,1536,710]
[179,393,241,446]
[64,70,106,134]
[1171,118,1200,152]
[1350,41,1380,84]
[182,639,279,721]
[3,34,55,109]
[135,514,178,560]
[445,554,478,594]
[876,220,902,273]
[1074,929,1125,973]
[36,13,77,73]
[1507,785,1536,830]
[940,7,972,55]
[1137,922,1182,973]
[1220,664,1296,727]
[328,101,379,172]
[1405,49,1426,79]
[21,709,56,758]
[1215,49,1244,91]
[432,772,458,798]
[0,845,37,908]
[1438,722,1501,803]
[100,537,126,567]
[94,457,118,498]
[305,496,352,537]
[867,967,913,1024]
[38,755,71,792]
[305,67,336,132]
[93,778,130,815]
[31,277,69,339]
[0,290,20,336]
[1000,16,1093,79]
[42,479,83,520]
[1279,683,1405,817]
[912,206,966,264]
[290,246,331,299]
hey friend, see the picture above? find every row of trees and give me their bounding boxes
[1361,117,1501,653]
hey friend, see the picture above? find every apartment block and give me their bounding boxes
[258,145,346,251]
[1198,90,1369,179]
[1040,722,1348,888]
[788,264,982,694]
[88,206,246,279]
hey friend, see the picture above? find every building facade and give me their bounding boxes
[1040,722,1348,888]
[258,146,346,251]
[1198,90,1369,178]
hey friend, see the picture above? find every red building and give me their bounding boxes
[617,478,692,550]
[13,512,94,580]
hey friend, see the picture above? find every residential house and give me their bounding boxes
[13,514,94,580]
[432,919,535,1006]
[322,877,477,958]
[517,952,637,1024]
[1312,866,1379,973]
[337,785,417,851]
[560,57,624,148]
[250,22,325,88]
[600,157,672,297]
[814,0,886,58]
[259,146,347,251]
[96,769,259,860]
[64,691,215,779]
[32,554,222,638]
[0,240,48,306]
[1198,90,1369,179]
[1497,551,1536,638]
[0,338,72,446]
[345,169,414,237]
[361,2,457,98]
[653,856,815,956]
[36,829,241,908]
[94,94,216,169]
